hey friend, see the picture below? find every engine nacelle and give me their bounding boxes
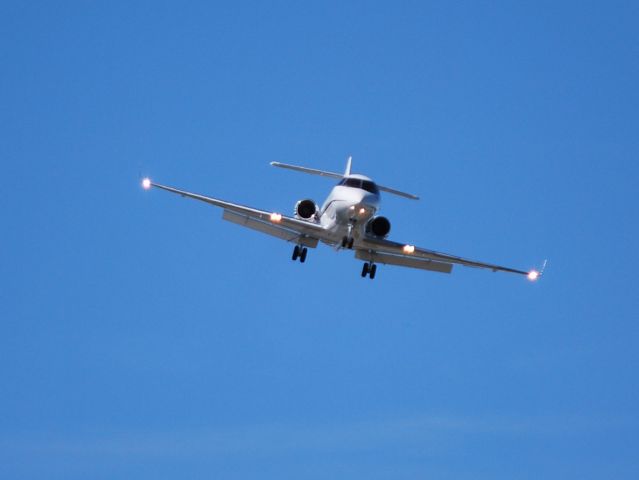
[366,216,391,237]
[295,199,318,220]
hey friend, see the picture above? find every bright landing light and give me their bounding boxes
[270,212,282,223]
[141,178,152,190]
[403,244,415,254]
[527,270,540,281]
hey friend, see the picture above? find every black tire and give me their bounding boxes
[292,245,300,261]
[341,236,348,248]
[347,237,354,249]
[300,247,308,263]
[369,264,377,280]
[361,262,369,277]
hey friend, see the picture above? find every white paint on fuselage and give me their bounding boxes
[318,174,380,244]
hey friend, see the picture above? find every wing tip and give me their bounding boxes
[527,259,548,281]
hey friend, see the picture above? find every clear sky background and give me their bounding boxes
[1,1,638,478]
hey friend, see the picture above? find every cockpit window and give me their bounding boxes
[361,180,379,194]
[338,178,379,194]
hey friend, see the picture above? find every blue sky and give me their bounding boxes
[1,1,638,478]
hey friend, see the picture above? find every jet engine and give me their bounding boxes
[366,216,391,237]
[295,199,318,220]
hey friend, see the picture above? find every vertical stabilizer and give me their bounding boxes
[344,156,353,176]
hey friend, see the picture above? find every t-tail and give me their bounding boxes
[270,156,419,200]
[344,156,352,176]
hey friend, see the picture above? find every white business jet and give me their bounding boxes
[142,157,543,280]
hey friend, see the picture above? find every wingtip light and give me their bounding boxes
[527,270,540,281]
[142,178,152,190]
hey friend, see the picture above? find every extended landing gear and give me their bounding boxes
[292,245,308,263]
[341,236,354,249]
[361,262,377,280]
[341,223,355,249]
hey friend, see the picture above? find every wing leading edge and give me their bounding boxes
[146,181,326,246]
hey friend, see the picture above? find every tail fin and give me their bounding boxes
[344,156,352,176]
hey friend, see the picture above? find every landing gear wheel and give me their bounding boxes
[292,245,307,263]
[342,236,355,249]
[361,262,377,279]
[361,262,370,277]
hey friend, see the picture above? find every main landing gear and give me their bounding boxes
[361,262,377,280]
[292,245,308,263]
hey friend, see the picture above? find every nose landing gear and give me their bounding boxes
[361,262,377,279]
[340,223,356,249]
[341,236,355,249]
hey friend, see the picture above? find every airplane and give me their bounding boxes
[141,157,544,281]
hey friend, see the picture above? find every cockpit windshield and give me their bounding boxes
[338,178,379,194]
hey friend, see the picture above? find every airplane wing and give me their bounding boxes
[355,236,534,277]
[145,181,326,248]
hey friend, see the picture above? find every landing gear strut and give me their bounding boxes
[292,245,308,263]
[341,223,355,249]
[361,262,377,279]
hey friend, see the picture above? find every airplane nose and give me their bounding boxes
[361,193,379,207]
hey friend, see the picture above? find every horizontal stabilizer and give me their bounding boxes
[377,185,420,200]
[271,160,419,200]
[270,162,343,179]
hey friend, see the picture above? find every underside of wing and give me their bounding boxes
[147,181,328,247]
[356,237,531,276]
[355,249,453,273]
[222,210,319,247]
